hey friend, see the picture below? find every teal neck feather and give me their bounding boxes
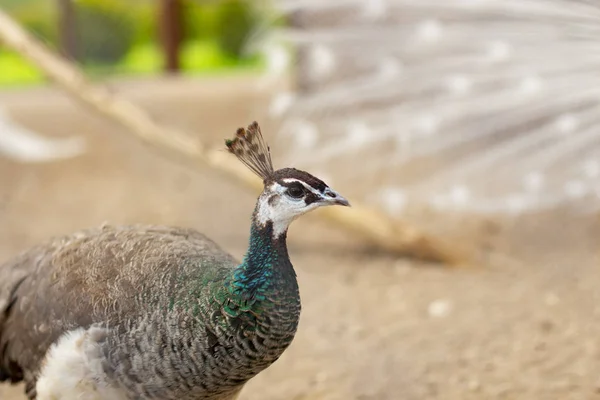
[227,213,297,314]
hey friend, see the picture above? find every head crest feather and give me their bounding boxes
[225,121,274,180]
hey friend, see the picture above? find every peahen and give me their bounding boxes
[0,121,350,400]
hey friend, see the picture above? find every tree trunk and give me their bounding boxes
[159,0,183,73]
[57,0,77,60]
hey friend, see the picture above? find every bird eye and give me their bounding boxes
[286,184,305,199]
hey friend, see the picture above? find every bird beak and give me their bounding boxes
[322,188,351,207]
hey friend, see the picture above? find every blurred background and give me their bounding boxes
[1,1,599,399]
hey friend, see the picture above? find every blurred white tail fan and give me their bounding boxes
[262,0,600,216]
[0,108,86,163]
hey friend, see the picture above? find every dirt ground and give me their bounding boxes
[1,75,599,400]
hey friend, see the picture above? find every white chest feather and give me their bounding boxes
[36,327,128,400]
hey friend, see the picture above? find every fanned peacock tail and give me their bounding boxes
[257,0,600,216]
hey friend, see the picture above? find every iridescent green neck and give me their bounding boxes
[220,203,301,349]
[228,217,293,306]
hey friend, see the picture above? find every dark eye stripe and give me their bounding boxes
[304,192,320,205]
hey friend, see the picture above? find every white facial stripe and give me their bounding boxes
[280,178,323,196]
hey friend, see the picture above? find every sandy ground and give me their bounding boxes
[1,75,599,400]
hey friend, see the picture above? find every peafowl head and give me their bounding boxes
[226,121,350,237]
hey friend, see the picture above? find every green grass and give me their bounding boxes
[0,39,265,87]
[0,52,46,87]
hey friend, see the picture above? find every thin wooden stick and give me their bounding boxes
[0,9,472,266]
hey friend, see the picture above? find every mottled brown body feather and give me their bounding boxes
[0,225,247,398]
